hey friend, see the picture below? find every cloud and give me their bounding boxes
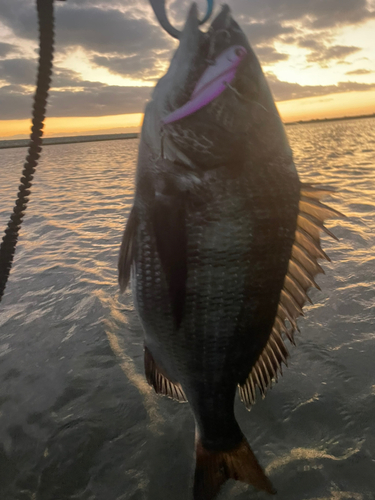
[297,38,324,50]
[275,35,363,67]
[241,22,295,46]
[91,51,172,82]
[0,58,102,89]
[0,84,34,119]
[48,85,152,117]
[306,45,362,65]
[336,61,352,66]
[158,0,375,29]
[0,1,173,56]
[166,2,296,45]
[0,0,175,93]
[266,72,375,101]
[254,46,289,64]
[0,57,153,119]
[54,5,173,55]
[308,0,375,28]
[2,0,371,56]
[228,0,375,29]
[0,58,37,85]
[2,68,374,121]
[0,0,374,123]
[0,81,152,119]
[51,67,93,89]
[346,68,374,75]
[0,41,17,57]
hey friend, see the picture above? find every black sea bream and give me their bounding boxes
[119,4,342,499]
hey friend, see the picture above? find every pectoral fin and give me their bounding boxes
[118,206,138,292]
[152,190,188,328]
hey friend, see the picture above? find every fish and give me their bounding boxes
[118,4,343,499]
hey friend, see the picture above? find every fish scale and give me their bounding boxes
[137,163,295,412]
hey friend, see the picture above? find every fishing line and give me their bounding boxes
[0,0,65,304]
[225,82,273,115]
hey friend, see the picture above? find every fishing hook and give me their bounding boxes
[149,0,214,39]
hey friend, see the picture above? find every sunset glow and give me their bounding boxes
[0,0,374,139]
[0,114,144,139]
[278,89,375,123]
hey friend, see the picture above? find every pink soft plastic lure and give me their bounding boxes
[162,45,247,125]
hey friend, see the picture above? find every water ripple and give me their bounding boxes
[0,119,374,499]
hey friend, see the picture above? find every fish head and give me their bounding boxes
[143,3,291,170]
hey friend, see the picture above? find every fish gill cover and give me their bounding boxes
[118,3,343,499]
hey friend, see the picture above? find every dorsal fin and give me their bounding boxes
[239,184,344,409]
[144,346,187,403]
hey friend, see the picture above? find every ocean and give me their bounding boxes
[0,117,374,500]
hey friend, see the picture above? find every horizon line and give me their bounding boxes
[1,113,374,149]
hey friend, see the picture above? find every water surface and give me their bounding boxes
[0,118,374,500]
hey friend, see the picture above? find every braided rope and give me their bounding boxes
[0,0,56,302]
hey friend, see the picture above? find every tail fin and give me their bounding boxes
[194,435,276,500]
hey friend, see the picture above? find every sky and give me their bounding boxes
[0,0,375,139]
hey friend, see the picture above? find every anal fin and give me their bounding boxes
[144,346,187,403]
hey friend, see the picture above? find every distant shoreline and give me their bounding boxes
[1,113,374,149]
[0,132,139,150]
[284,112,375,126]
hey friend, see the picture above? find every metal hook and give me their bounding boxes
[149,0,214,39]
[199,0,214,24]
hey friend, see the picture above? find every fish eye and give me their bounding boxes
[235,47,246,57]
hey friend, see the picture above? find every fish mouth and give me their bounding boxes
[161,4,249,125]
[162,45,247,125]
[150,4,268,169]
